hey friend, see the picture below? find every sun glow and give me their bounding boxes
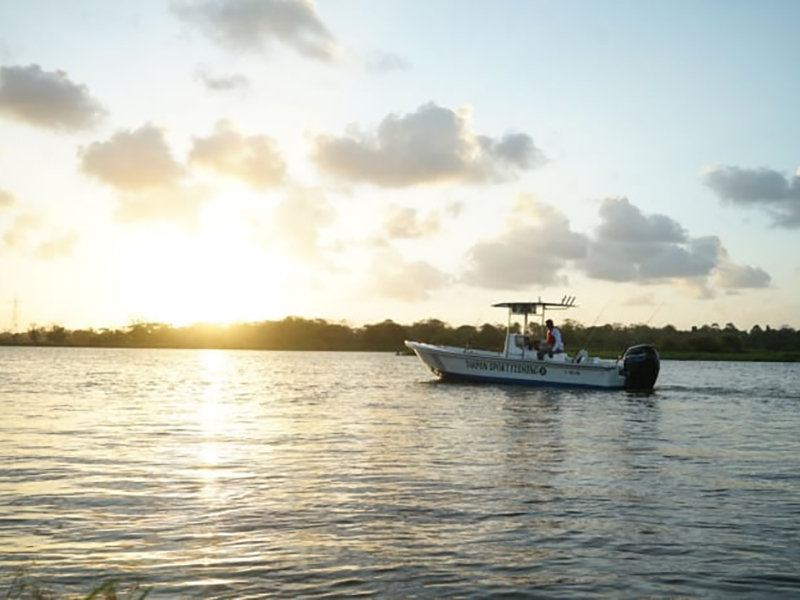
[127,208,294,326]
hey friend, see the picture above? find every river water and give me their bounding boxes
[1,347,799,598]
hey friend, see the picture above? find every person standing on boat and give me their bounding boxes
[545,319,564,355]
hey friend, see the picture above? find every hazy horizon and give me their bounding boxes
[2,310,790,338]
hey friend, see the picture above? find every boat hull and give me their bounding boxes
[405,341,628,390]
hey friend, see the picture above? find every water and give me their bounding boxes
[1,347,799,598]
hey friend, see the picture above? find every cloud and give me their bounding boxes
[115,185,211,227]
[642,236,720,280]
[715,262,771,289]
[194,66,250,92]
[677,277,716,300]
[583,198,721,282]
[79,124,185,190]
[364,50,410,75]
[190,120,286,189]
[703,165,800,227]
[383,206,440,238]
[580,197,770,294]
[173,0,338,62]
[1,212,77,259]
[714,246,771,289]
[80,124,210,226]
[0,64,105,131]
[0,188,16,211]
[34,233,78,260]
[446,201,465,219]
[368,249,450,301]
[462,194,588,289]
[2,213,41,248]
[622,293,657,307]
[270,187,336,257]
[459,194,770,298]
[313,102,545,187]
[596,195,686,243]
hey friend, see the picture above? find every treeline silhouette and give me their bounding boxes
[2,317,800,359]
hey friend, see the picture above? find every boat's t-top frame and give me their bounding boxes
[493,296,577,336]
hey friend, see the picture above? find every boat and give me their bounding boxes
[404,298,660,390]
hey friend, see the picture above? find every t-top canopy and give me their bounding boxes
[492,296,577,316]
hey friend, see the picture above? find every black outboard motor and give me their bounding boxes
[622,344,660,390]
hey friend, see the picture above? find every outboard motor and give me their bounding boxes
[622,344,660,391]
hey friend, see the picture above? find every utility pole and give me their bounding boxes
[12,294,19,333]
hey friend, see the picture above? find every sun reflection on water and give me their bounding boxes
[198,349,230,425]
[194,350,233,484]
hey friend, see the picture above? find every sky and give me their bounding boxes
[1,0,799,332]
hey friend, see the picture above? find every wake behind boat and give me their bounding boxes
[405,298,660,390]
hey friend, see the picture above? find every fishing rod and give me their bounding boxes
[578,299,612,351]
[614,301,665,355]
[645,302,664,327]
[465,310,484,350]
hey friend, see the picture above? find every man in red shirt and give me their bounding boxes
[545,319,564,354]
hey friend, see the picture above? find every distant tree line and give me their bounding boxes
[2,317,800,359]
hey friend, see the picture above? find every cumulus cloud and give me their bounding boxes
[80,124,210,226]
[1,212,77,259]
[715,262,771,289]
[365,50,410,75]
[580,197,770,295]
[596,195,686,243]
[446,201,465,219]
[313,103,545,187]
[703,165,800,227]
[458,194,770,298]
[190,120,286,189]
[462,194,588,289]
[0,64,105,131]
[383,206,440,238]
[2,213,41,248]
[368,249,450,301]
[115,185,211,227]
[270,187,336,257]
[34,233,78,260]
[173,0,338,62]
[0,188,15,211]
[194,66,250,92]
[642,236,720,279]
[622,293,657,307]
[79,124,185,190]
[714,246,771,289]
[583,198,719,282]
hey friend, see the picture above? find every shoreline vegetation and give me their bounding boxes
[2,317,800,362]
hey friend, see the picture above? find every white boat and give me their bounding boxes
[405,298,660,390]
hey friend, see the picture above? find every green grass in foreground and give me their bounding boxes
[2,568,149,600]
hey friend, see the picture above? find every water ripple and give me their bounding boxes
[1,349,800,598]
